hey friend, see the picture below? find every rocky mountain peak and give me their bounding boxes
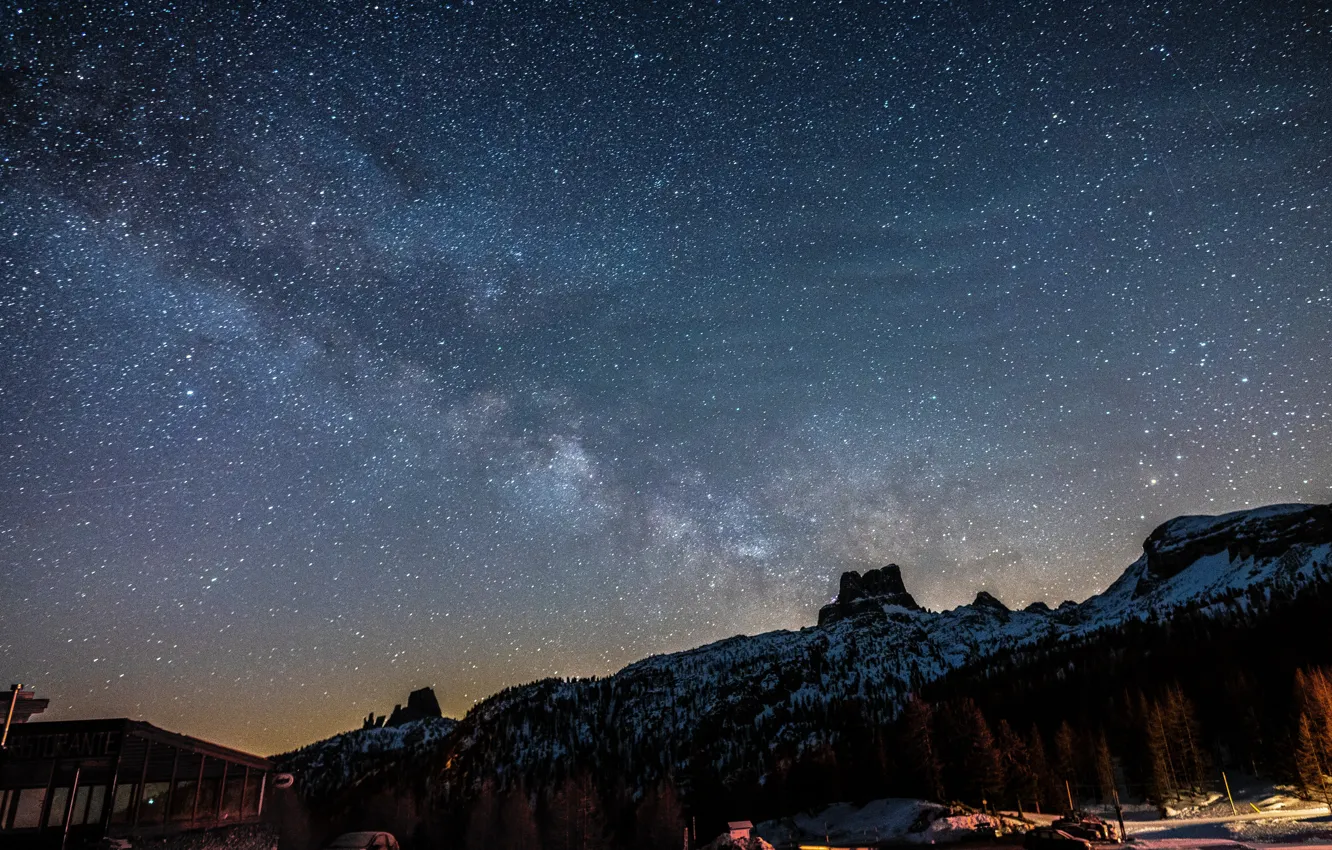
[970,590,1009,613]
[1132,502,1331,597]
[818,563,924,625]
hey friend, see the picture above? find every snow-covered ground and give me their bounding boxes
[755,798,1033,847]
[1126,810,1332,845]
[752,782,1332,849]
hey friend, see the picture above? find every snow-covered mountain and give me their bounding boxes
[284,503,1330,812]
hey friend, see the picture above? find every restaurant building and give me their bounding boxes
[0,716,274,849]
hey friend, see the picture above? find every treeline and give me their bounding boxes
[452,663,1332,850]
[892,684,1212,812]
[914,582,1332,807]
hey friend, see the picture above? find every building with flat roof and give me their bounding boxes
[0,717,273,849]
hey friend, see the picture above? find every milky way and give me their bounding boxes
[2,0,1329,753]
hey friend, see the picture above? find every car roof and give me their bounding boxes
[325,833,392,848]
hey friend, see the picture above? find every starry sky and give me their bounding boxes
[2,0,1329,755]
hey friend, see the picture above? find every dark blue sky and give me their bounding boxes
[2,0,1328,753]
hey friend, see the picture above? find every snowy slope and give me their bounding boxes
[278,716,457,800]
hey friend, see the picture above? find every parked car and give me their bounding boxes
[1054,814,1119,841]
[323,831,401,850]
[1023,827,1093,850]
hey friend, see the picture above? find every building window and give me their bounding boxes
[11,788,47,830]
[220,775,244,820]
[45,787,69,828]
[110,784,137,825]
[170,779,198,822]
[196,778,219,821]
[69,785,106,826]
[243,773,264,818]
[139,782,170,825]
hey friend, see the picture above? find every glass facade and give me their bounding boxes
[0,719,272,847]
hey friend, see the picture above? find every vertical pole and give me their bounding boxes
[1,684,21,749]
[61,766,82,850]
[1112,787,1126,842]
[255,772,266,818]
[1222,771,1237,816]
[1065,779,1075,814]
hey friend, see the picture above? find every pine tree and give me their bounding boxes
[1054,721,1079,811]
[901,695,945,801]
[634,781,686,850]
[961,701,1005,806]
[995,719,1036,811]
[1294,713,1331,806]
[1144,699,1177,804]
[464,780,501,850]
[1026,724,1059,815]
[1093,730,1116,803]
[1163,684,1208,792]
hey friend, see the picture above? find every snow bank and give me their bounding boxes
[756,798,949,847]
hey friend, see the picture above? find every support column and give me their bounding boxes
[191,755,207,827]
[99,729,124,837]
[238,766,249,820]
[162,750,179,826]
[216,762,228,822]
[61,766,82,850]
[131,740,152,829]
[38,758,59,833]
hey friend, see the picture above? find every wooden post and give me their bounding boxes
[1,684,21,749]
[1222,771,1237,816]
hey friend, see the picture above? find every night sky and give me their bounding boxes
[2,0,1329,755]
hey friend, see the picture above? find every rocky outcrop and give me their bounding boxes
[387,686,443,727]
[817,564,924,625]
[1134,503,1332,597]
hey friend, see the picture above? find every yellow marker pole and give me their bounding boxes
[1250,803,1262,814]
[1066,780,1075,814]
[1222,771,1237,816]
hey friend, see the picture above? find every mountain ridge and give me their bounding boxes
[279,501,1332,848]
